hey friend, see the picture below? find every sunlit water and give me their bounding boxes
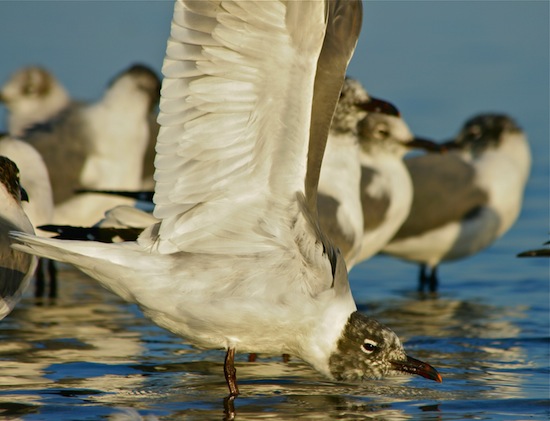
[1,197,548,421]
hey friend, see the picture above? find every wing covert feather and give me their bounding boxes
[152,0,328,253]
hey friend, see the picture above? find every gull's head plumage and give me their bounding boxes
[104,64,161,112]
[329,311,442,382]
[357,112,414,156]
[0,66,70,137]
[449,113,524,156]
[0,155,26,205]
[330,78,371,134]
[357,112,440,157]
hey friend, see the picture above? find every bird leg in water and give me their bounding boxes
[428,265,439,293]
[34,258,58,299]
[223,347,239,420]
[48,259,57,298]
[418,264,439,294]
[418,264,429,293]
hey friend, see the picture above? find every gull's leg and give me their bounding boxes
[35,258,46,298]
[223,347,239,420]
[428,265,439,294]
[48,259,58,298]
[418,264,428,293]
[224,347,239,397]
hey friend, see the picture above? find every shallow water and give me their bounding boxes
[1,231,548,421]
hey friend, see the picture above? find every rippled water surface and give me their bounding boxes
[1,237,548,421]
[0,1,549,420]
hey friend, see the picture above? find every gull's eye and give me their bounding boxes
[467,124,482,140]
[361,339,378,354]
[373,123,389,140]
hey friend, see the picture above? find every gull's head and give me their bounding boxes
[0,155,27,204]
[357,112,440,157]
[328,311,442,383]
[447,114,525,156]
[0,66,70,136]
[330,78,396,133]
[105,64,161,112]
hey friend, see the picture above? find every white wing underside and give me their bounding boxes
[151,0,328,254]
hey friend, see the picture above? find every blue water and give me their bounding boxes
[0,1,548,420]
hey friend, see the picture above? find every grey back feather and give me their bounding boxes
[393,153,488,240]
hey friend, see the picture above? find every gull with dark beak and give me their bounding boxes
[351,109,441,267]
[383,114,531,292]
[10,0,441,412]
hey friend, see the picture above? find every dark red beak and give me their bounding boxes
[391,355,443,383]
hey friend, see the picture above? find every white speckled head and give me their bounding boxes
[328,311,442,383]
[330,78,371,134]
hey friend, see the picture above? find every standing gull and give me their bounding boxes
[18,65,160,226]
[383,114,531,292]
[352,111,440,267]
[317,77,401,265]
[11,0,441,409]
[0,156,37,319]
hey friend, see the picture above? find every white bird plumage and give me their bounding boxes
[10,0,441,404]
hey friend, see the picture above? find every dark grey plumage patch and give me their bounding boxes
[318,193,354,258]
[393,154,489,240]
[296,192,339,281]
[24,104,90,204]
[360,167,391,232]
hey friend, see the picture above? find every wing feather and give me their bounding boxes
[151,0,328,253]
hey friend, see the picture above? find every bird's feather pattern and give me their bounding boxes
[152,0,328,254]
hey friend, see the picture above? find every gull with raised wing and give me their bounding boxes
[11,0,441,409]
[0,156,37,319]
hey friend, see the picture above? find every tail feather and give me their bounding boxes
[11,231,114,263]
[9,231,148,303]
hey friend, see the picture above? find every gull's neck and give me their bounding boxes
[298,290,357,379]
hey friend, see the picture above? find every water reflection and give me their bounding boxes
[357,294,532,402]
[0,265,546,419]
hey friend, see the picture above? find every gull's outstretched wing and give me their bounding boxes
[151,0,359,255]
[305,0,362,213]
